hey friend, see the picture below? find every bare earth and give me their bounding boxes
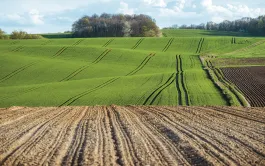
[222,66,265,107]
[0,106,264,166]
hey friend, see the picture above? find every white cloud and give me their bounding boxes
[143,0,167,7]
[118,1,135,15]
[29,9,44,25]
[201,0,265,23]
[201,0,212,8]
[174,0,186,12]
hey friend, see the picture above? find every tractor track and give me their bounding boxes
[59,53,155,106]
[143,73,176,105]
[196,38,204,54]
[132,38,144,49]
[176,55,190,105]
[162,38,174,52]
[0,62,39,83]
[60,49,112,82]
[102,39,114,47]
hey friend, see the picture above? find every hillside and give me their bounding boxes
[0,36,264,107]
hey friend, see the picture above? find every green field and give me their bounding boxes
[162,29,252,37]
[0,30,264,107]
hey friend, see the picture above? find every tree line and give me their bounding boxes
[0,29,42,39]
[72,13,161,37]
[165,15,265,36]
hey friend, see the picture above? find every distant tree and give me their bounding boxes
[168,15,265,36]
[10,30,42,39]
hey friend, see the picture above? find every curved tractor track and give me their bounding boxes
[59,53,155,106]
[0,106,264,166]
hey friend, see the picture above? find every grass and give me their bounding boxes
[162,29,252,37]
[1,30,265,107]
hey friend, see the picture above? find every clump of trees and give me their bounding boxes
[0,29,9,39]
[10,31,42,39]
[72,13,161,37]
[0,29,42,40]
[165,15,265,36]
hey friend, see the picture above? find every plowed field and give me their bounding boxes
[222,66,265,107]
[0,106,264,166]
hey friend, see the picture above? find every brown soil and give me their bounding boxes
[222,66,265,107]
[0,106,264,166]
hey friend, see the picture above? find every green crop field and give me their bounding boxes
[1,30,265,107]
[162,29,252,37]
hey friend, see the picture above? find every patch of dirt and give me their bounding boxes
[0,106,264,166]
[222,66,265,107]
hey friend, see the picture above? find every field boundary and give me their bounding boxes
[201,57,249,107]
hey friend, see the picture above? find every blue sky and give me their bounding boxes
[0,0,265,33]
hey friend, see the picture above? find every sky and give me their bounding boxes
[0,0,265,33]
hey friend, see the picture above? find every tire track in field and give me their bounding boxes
[126,53,155,76]
[162,38,174,52]
[1,86,44,101]
[39,107,88,166]
[0,107,69,165]
[165,106,264,165]
[151,107,239,165]
[60,49,112,82]
[61,107,98,166]
[102,39,114,47]
[41,40,52,46]
[124,106,186,165]
[12,46,25,52]
[176,55,190,106]
[231,37,236,44]
[72,39,84,46]
[59,77,120,106]
[3,108,78,166]
[196,38,204,54]
[143,73,176,105]
[52,47,68,57]
[0,62,39,83]
[59,53,155,106]
[1,40,82,83]
[109,106,141,165]
[131,38,144,49]
[129,106,199,165]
